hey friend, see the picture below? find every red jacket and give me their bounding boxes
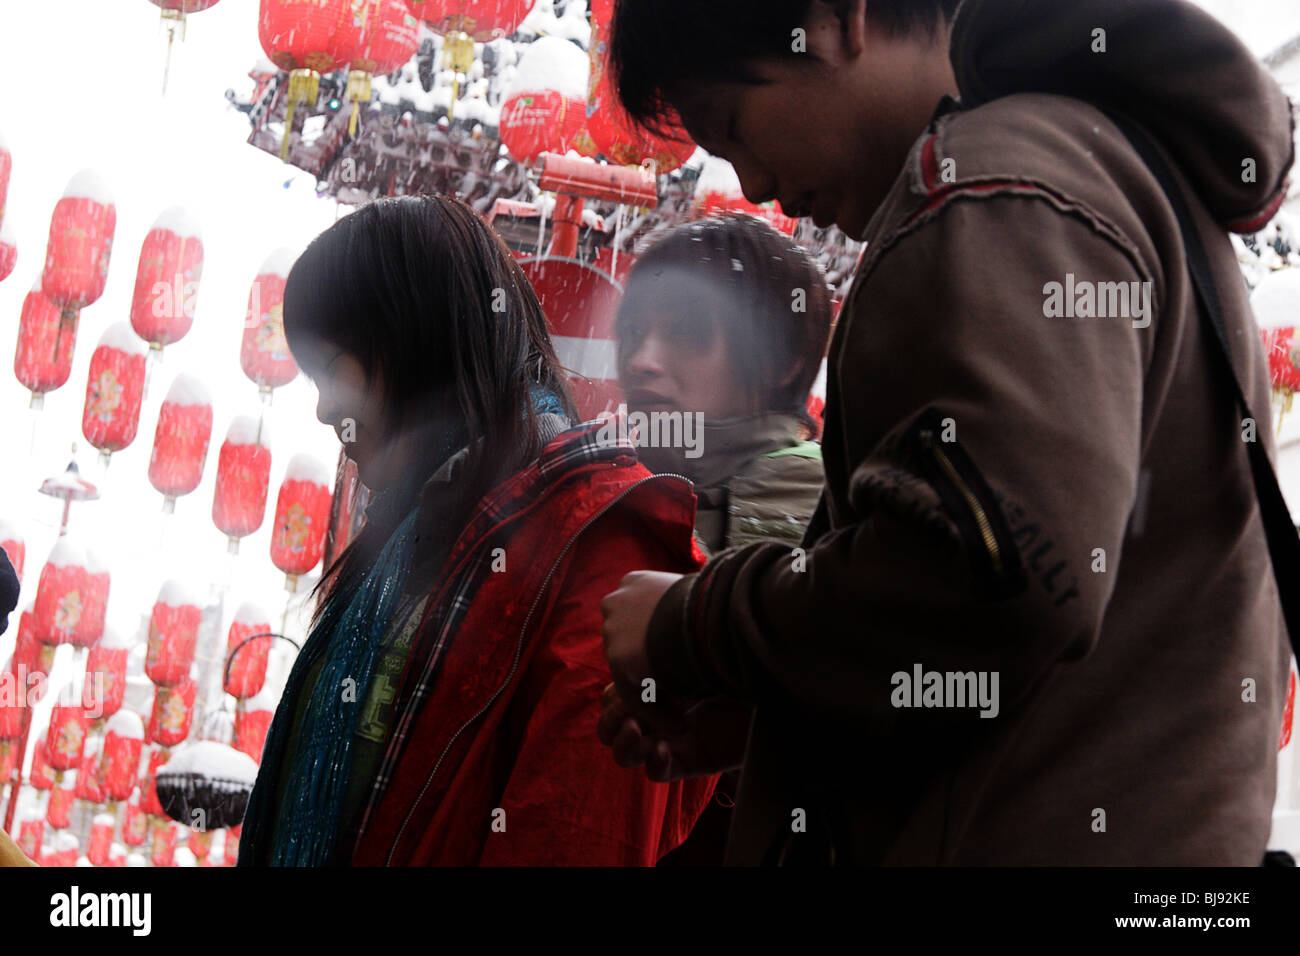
[350,426,716,865]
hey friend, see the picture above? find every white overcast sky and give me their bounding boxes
[0,0,1298,710]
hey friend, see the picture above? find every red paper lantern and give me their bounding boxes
[0,520,23,580]
[140,747,169,816]
[101,710,145,801]
[332,0,420,135]
[0,130,11,226]
[576,0,694,173]
[18,819,44,860]
[225,603,273,700]
[29,731,55,789]
[212,416,272,553]
[34,539,90,646]
[188,827,213,861]
[241,249,299,395]
[88,813,115,866]
[42,170,116,323]
[130,207,204,352]
[11,609,55,704]
[148,678,196,747]
[259,0,351,158]
[123,791,149,846]
[82,323,148,464]
[13,277,76,407]
[225,824,241,863]
[405,0,531,41]
[270,454,333,585]
[47,779,75,829]
[72,549,110,650]
[146,581,202,686]
[48,701,89,772]
[148,373,213,512]
[150,820,178,866]
[84,637,129,721]
[498,37,589,164]
[234,705,273,764]
[0,737,18,782]
[0,219,15,283]
[75,739,106,803]
[0,689,23,741]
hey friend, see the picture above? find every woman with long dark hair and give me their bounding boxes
[237,195,714,866]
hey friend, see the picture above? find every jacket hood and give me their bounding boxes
[950,0,1295,232]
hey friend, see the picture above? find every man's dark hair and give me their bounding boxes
[609,0,962,137]
[616,213,832,429]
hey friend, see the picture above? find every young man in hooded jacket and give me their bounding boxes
[598,0,1294,865]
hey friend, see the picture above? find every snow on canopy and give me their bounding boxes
[85,548,110,573]
[163,372,212,408]
[62,169,114,205]
[151,205,203,241]
[156,578,202,609]
[233,600,270,626]
[284,452,330,486]
[1250,267,1300,330]
[55,832,79,852]
[0,517,21,540]
[105,710,145,740]
[158,739,259,786]
[516,0,592,46]
[46,537,87,568]
[259,247,299,278]
[225,414,272,448]
[96,321,148,356]
[507,35,588,101]
[694,155,746,199]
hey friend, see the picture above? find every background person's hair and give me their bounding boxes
[609,0,963,138]
[616,213,832,430]
[282,194,576,621]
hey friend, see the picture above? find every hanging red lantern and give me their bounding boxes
[82,322,148,465]
[148,373,213,512]
[1254,269,1300,430]
[13,277,76,408]
[100,710,145,802]
[499,36,588,164]
[234,699,273,763]
[225,603,272,700]
[212,416,272,553]
[0,521,21,581]
[241,248,299,397]
[140,747,169,816]
[150,820,178,866]
[29,731,55,789]
[0,219,15,283]
[332,0,420,135]
[146,581,203,686]
[270,454,333,588]
[122,790,149,845]
[83,635,129,721]
[188,826,213,862]
[72,549,110,650]
[88,812,115,866]
[48,700,89,772]
[33,538,90,647]
[0,680,24,739]
[18,819,44,860]
[42,170,116,334]
[0,736,18,783]
[148,677,196,748]
[75,738,106,803]
[259,0,350,160]
[130,207,204,355]
[405,0,530,41]
[11,608,55,703]
[52,832,80,866]
[0,130,10,226]
[225,824,241,863]
[578,0,694,173]
[47,777,75,829]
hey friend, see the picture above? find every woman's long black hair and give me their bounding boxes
[282,194,576,620]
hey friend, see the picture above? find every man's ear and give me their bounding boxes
[817,0,869,58]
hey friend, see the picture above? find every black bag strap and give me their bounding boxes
[1108,110,1300,662]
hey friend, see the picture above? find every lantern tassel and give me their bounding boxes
[346,71,372,138]
[280,70,321,163]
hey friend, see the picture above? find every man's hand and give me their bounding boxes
[597,683,752,782]
[599,570,685,724]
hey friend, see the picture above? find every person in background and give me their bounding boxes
[238,194,715,866]
[612,213,832,865]
[0,547,17,636]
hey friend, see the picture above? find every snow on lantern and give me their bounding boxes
[225,602,272,700]
[234,690,274,763]
[693,156,799,236]
[212,416,272,553]
[578,0,694,173]
[42,170,116,343]
[258,0,350,159]
[0,218,15,283]
[156,739,258,831]
[148,678,196,748]
[18,819,44,860]
[130,206,203,357]
[33,538,90,646]
[108,843,128,867]
[29,731,55,789]
[52,831,79,866]
[1252,268,1300,430]
[83,631,130,721]
[332,0,420,136]
[82,323,148,465]
[88,813,115,866]
[101,710,145,802]
[73,549,110,649]
[271,454,333,589]
[146,580,202,686]
[13,278,75,408]
[48,699,89,772]
[150,820,178,866]
[123,791,149,845]
[499,36,588,164]
[0,519,23,581]
[47,774,75,829]
[148,373,213,513]
[240,248,299,398]
[75,737,106,803]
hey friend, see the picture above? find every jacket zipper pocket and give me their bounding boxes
[911,410,1027,601]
